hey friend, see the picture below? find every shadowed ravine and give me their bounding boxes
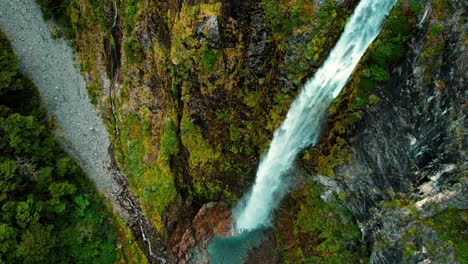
[209,0,397,262]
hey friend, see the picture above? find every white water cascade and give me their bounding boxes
[234,0,397,232]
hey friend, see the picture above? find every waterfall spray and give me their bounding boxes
[233,0,397,232]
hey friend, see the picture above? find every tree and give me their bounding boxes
[0,30,119,264]
[0,223,16,259]
[0,159,16,203]
[0,33,20,95]
[15,197,40,229]
[16,223,56,263]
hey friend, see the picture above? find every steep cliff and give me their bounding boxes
[34,0,467,262]
[332,0,467,262]
[279,0,467,263]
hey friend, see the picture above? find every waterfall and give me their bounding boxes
[234,0,397,232]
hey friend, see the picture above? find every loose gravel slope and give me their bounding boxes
[0,1,168,262]
[0,0,118,194]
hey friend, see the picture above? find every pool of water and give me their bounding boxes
[208,228,266,264]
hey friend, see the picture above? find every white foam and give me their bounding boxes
[234,0,397,232]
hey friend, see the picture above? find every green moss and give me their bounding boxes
[201,43,219,71]
[101,199,147,264]
[422,44,445,58]
[286,182,367,263]
[229,126,241,142]
[114,108,177,231]
[355,96,368,108]
[402,242,415,260]
[383,199,408,209]
[418,2,451,82]
[307,0,418,177]
[345,112,362,125]
[369,94,380,105]
[124,0,139,35]
[260,0,354,97]
[179,106,243,202]
[359,77,377,93]
[429,23,444,36]
[263,0,346,42]
[369,64,390,82]
[85,81,101,106]
[123,40,142,64]
[180,112,221,172]
[240,91,261,108]
[170,2,225,95]
[410,1,421,14]
[161,121,179,157]
[423,208,468,262]
[193,180,236,203]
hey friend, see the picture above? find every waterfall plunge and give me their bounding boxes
[234,0,397,232]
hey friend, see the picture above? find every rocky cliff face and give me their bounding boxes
[67,0,466,262]
[312,0,467,262]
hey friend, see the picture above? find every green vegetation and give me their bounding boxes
[30,0,465,262]
[67,0,113,105]
[306,0,419,177]
[419,0,451,84]
[395,207,468,263]
[35,0,112,42]
[35,0,75,40]
[171,3,224,94]
[0,31,145,263]
[180,110,236,202]
[122,0,143,65]
[423,208,468,262]
[201,43,219,71]
[168,1,256,203]
[123,40,140,64]
[66,0,360,224]
[48,0,179,232]
[280,182,367,263]
[124,0,139,35]
[263,0,353,86]
[114,109,178,230]
[409,1,421,13]
[429,23,444,36]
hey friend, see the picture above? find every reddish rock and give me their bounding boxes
[171,202,233,264]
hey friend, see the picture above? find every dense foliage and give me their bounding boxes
[0,31,119,263]
[35,0,76,40]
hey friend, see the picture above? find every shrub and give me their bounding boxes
[410,1,421,14]
[429,23,444,36]
[201,43,218,71]
[123,40,139,64]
